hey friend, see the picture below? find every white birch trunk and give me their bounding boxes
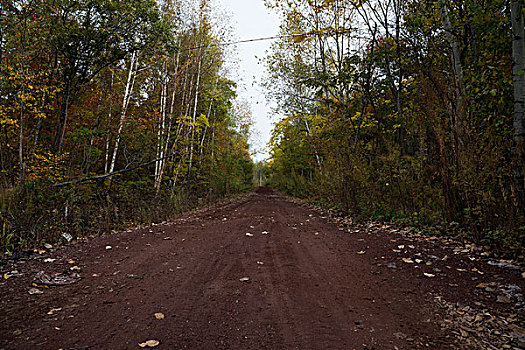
[155,60,169,191]
[440,1,466,150]
[187,48,203,178]
[109,51,138,175]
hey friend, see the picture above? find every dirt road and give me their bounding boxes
[1,187,523,349]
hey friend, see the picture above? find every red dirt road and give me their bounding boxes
[1,188,523,349]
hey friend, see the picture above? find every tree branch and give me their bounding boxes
[53,152,180,187]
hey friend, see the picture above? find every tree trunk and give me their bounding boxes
[155,60,169,191]
[440,1,466,151]
[187,47,203,181]
[511,0,525,211]
[18,12,28,185]
[109,51,138,175]
[156,46,182,195]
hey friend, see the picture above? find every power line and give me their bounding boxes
[188,30,370,51]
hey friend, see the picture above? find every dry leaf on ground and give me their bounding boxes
[138,340,160,348]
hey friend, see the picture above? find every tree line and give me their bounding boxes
[264,0,524,250]
[0,0,254,251]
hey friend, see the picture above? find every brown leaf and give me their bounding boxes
[138,340,160,348]
[496,295,511,304]
[47,307,62,315]
[154,313,165,320]
[28,288,43,295]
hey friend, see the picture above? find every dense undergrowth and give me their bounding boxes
[0,0,255,253]
[263,0,525,252]
[1,175,253,253]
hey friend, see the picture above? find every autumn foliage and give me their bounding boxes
[0,0,253,252]
[264,0,525,251]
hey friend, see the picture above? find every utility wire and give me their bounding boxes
[187,30,370,51]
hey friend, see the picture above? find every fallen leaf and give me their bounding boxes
[70,266,81,271]
[256,261,264,265]
[496,295,511,304]
[12,329,22,336]
[402,258,414,264]
[423,273,435,278]
[105,246,112,250]
[28,288,43,295]
[47,307,62,315]
[239,277,250,282]
[245,233,253,237]
[521,272,525,279]
[35,271,80,286]
[44,243,53,250]
[43,258,56,263]
[262,231,268,235]
[457,268,467,272]
[154,313,165,320]
[67,259,75,264]
[138,340,160,348]
[449,283,458,287]
[357,251,366,255]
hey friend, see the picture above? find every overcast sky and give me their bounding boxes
[214,0,280,162]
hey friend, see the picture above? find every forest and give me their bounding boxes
[1,1,524,347]
[0,0,254,251]
[263,0,525,252]
[1,0,524,254]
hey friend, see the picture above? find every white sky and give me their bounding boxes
[214,0,280,162]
